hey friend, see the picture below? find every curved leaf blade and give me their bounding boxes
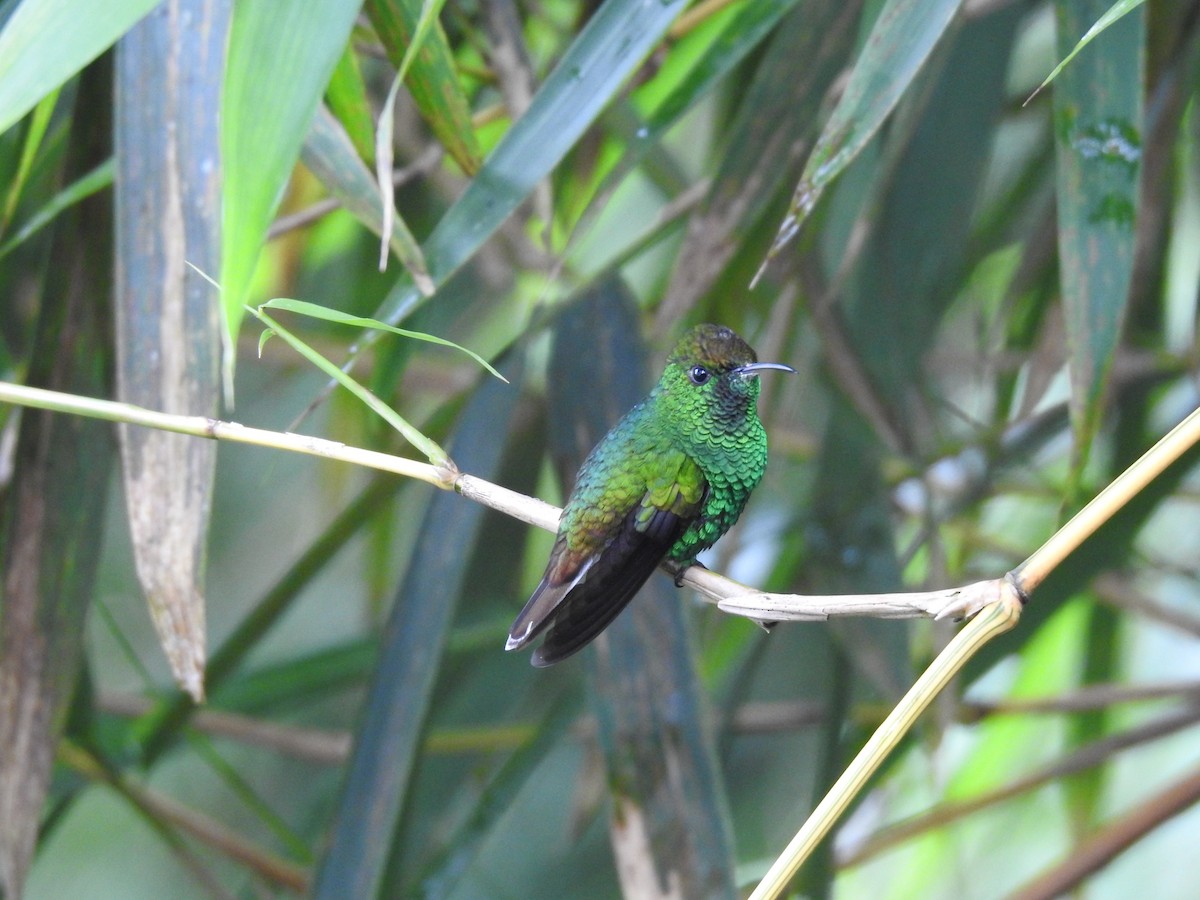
[0,0,159,135]
[0,60,113,900]
[368,0,482,176]
[262,297,505,380]
[659,0,860,323]
[755,0,964,279]
[250,306,452,467]
[0,157,113,260]
[326,44,377,164]
[1028,0,1145,101]
[220,0,362,384]
[302,105,433,293]
[310,357,523,900]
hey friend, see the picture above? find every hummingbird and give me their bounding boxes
[506,323,794,667]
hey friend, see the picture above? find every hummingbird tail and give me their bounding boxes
[530,506,685,666]
[506,553,593,652]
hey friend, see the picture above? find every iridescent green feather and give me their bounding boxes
[507,324,788,666]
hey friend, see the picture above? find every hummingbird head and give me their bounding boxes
[660,324,794,434]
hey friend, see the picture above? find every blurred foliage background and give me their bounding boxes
[1,0,1199,897]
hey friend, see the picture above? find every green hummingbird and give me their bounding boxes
[507,323,794,667]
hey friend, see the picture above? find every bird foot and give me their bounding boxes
[672,560,707,588]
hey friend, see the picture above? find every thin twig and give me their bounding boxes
[0,381,453,487]
[100,692,829,765]
[962,679,1200,718]
[839,704,1200,868]
[689,568,1003,622]
[1008,763,1200,900]
[59,742,307,893]
[0,380,996,624]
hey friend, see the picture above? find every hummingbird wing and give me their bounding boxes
[507,453,707,666]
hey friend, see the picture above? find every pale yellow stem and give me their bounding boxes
[748,580,1024,900]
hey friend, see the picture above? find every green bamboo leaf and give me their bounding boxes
[326,43,377,165]
[368,0,690,330]
[562,0,801,258]
[0,0,160,135]
[367,0,481,176]
[659,0,859,322]
[1053,0,1144,463]
[754,0,964,280]
[1,86,58,233]
[221,0,362,385]
[637,0,800,142]
[372,0,452,273]
[302,106,434,294]
[843,4,1023,411]
[0,156,112,259]
[375,69,407,272]
[249,305,453,468]
[261,297,505,381]
[310,357,523,900]
[1027,0,1145,102]
[393,0,448,85]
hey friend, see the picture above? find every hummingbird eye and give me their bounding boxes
[688,365,711,385]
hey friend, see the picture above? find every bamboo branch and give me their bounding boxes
[838,703,1200,868]
[747,403,1200,898]
[1014,403,1200,593]
[0,381,451,486]
[9,383,1200,898]
[747,580,1025,900]
[0,381,993,623]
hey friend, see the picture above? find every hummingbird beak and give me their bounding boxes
[734,362,796,377]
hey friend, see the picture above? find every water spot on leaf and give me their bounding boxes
[1071,118,1141,171]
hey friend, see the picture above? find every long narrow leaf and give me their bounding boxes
[114,0,227,701]
[367,0,691,330]
[659,0,859,323]
[262,297,504,381]
[1053,0,1144,462]
[0,0,159,134]
[302,105,433,293]
[0,59,113,899]
[0,156,112,259]
[325,44,376,164]
[310,356,523,900]
[220,0,362,388]
[250,306,452,468]
[755,0,964,278]
[1,86,58,233]
[367,0,481,175]
[1028,0,1145,101]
